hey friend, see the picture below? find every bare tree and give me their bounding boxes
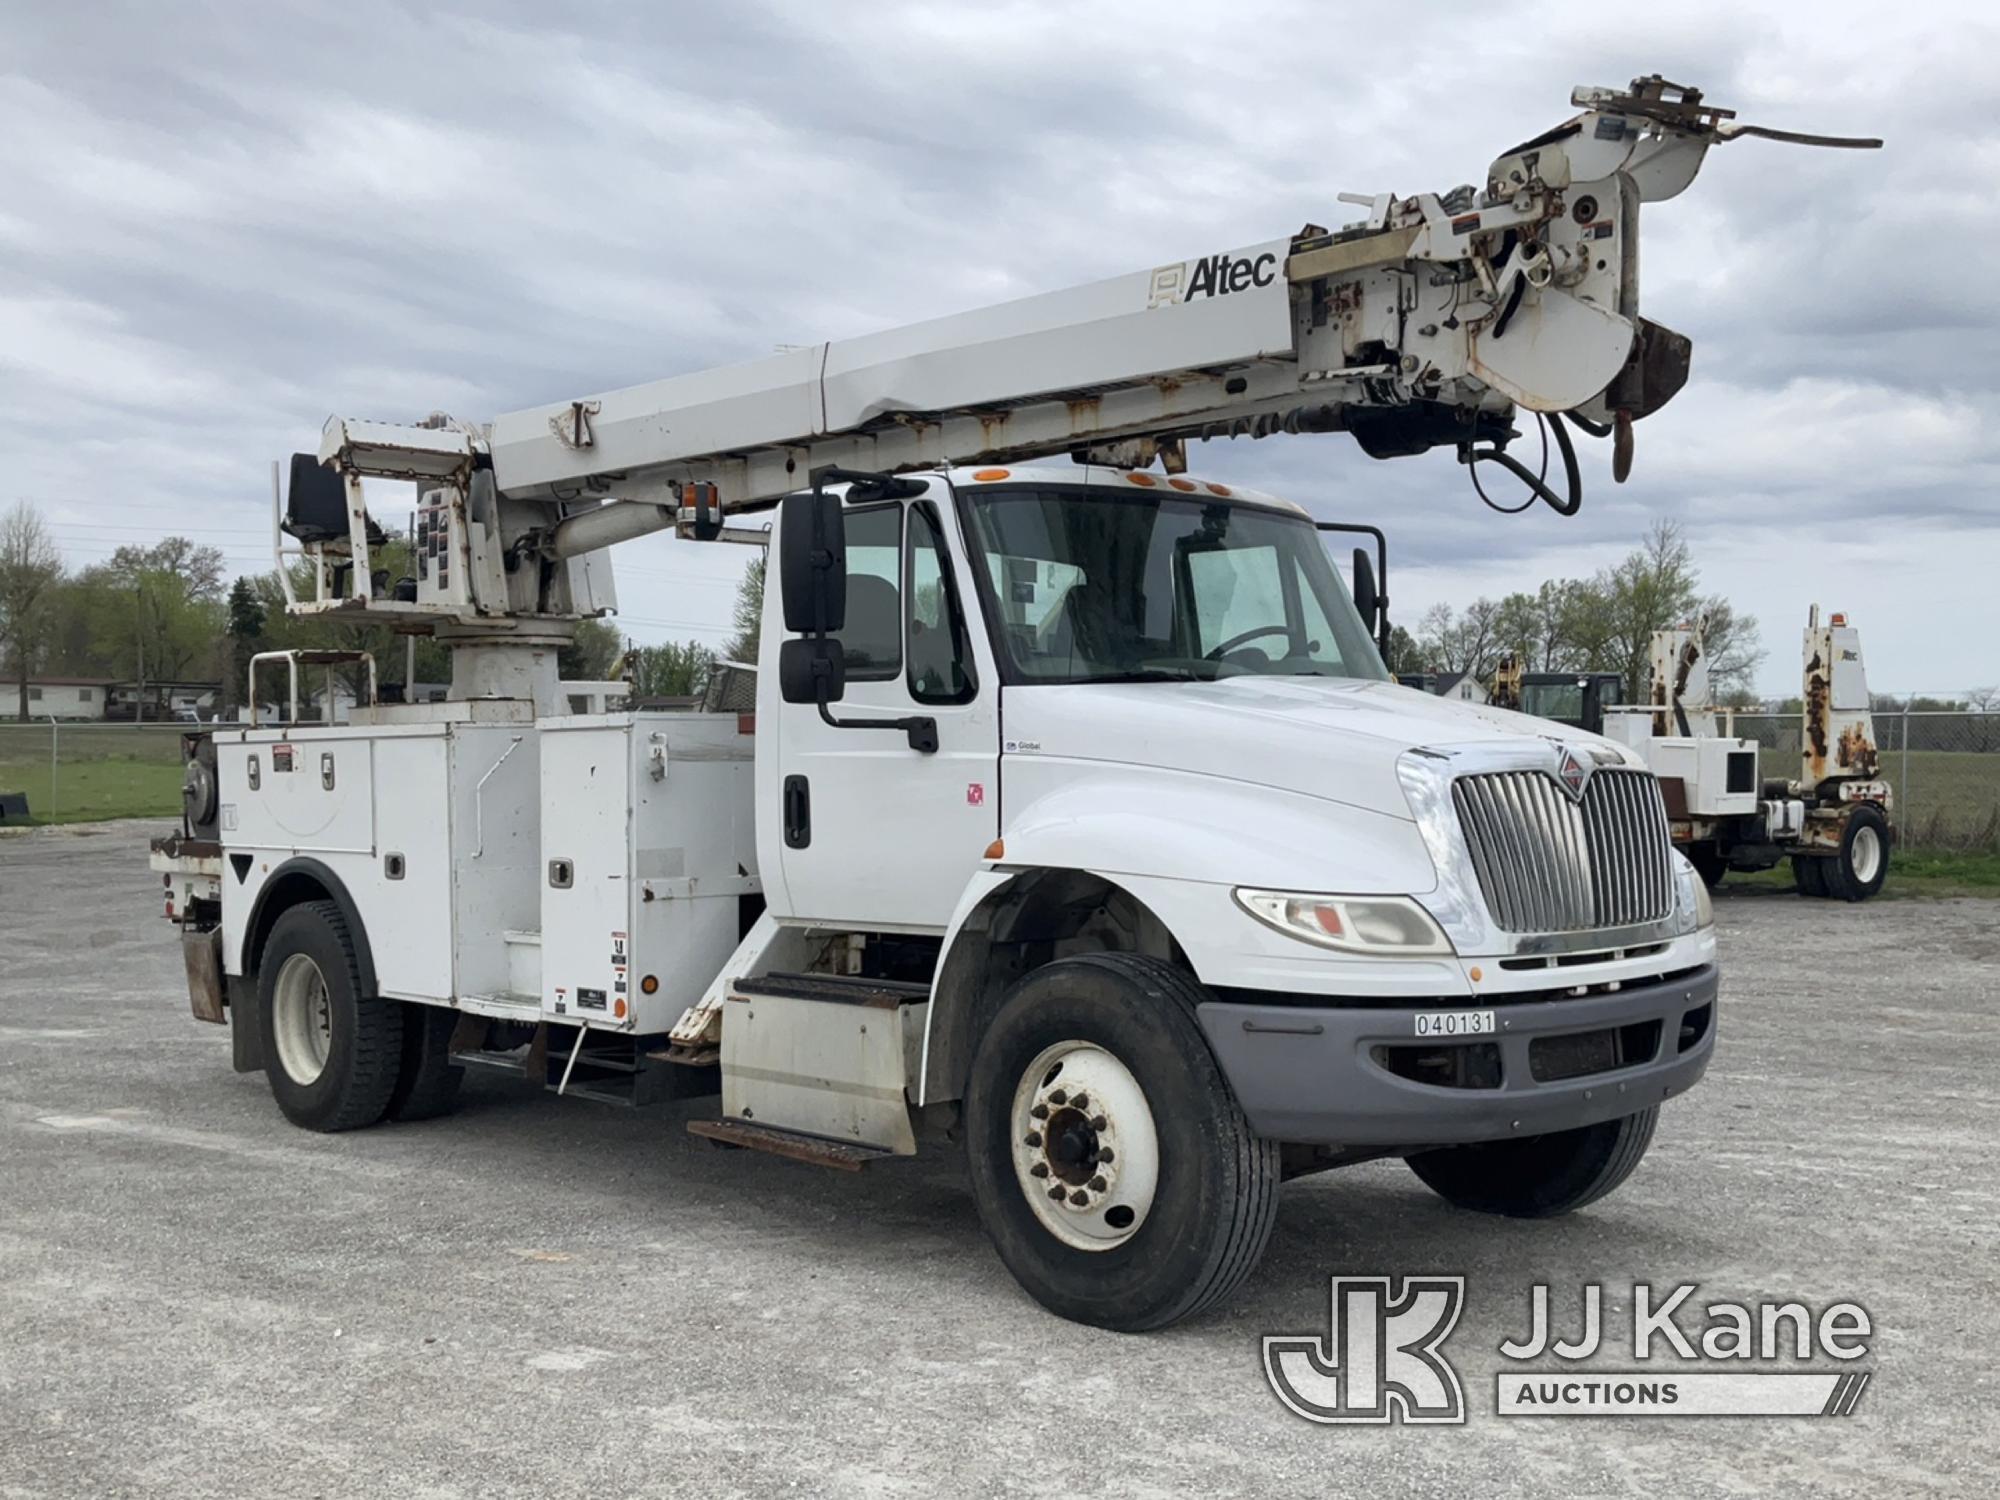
[107,537,227,602]
[0,503,65,719]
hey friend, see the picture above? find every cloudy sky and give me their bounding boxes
[4,1,1994,696]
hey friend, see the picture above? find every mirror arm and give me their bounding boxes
[1316,520,1392,657]
[816,688,938,754]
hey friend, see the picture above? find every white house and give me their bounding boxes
[1432,671,1492,705]
[11,678,113,720]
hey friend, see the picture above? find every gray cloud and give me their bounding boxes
[3,0,1995,693]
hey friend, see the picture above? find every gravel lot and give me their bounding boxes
[2,822,1996,1497]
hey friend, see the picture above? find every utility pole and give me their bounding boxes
[134,581,146,724]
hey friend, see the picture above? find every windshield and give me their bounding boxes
[959,485,1388,685]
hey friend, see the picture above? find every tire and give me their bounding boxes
[1406,1107,1658,1219]
[1687,842,1727,889]
[1822,804,1890,903]
[256,900,404,1132]
[962,953,1279,1332]
[1792,855,1828,897]
[387,1003,464,1122]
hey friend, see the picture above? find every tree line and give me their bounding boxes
[1386,521,1766,705]
[0,500,763,718]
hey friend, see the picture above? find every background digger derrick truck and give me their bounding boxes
[1500,610,1895,900]
[151,79,1877,1330]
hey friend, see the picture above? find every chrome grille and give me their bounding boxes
[1452,768,1674,933]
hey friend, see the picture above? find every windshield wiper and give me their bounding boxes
[1088,667,1210,683]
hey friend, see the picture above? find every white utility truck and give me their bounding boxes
[1597,609,1894,898]
[152,79,1876,1329]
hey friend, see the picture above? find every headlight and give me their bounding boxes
[1232,888,1454,955]
[1671,851,1714,933]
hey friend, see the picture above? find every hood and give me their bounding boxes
[1002,676,1636,819]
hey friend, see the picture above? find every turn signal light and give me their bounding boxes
[984,839,1005,861]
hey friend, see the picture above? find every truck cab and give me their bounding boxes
[729,462,1718,1325]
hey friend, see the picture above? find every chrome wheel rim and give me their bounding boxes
[1010,1040,1160,1252]
[272,953,333,1085]
[1851,825,1882,885]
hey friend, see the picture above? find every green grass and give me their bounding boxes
[1729,850,2000,899]
[0,726,189,827]
[0,757,185,826]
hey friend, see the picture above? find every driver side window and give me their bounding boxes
[1187,545,1286,658]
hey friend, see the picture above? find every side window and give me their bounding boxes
[907,506,977,705]
[836,505,902,679]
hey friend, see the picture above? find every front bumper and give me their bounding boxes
[1197,964,1717,1147]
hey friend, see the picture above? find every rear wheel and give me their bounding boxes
[963,953,1279,1331]
[1406,1108,1658,1218]
[1823,805,1890,902]
[257,901,403,1132]
[388,1004,464,1122]
[1793,855,1828,897]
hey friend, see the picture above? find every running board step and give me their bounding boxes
[686,1118,893,1172]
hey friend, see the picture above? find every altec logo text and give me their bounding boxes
[1149,251,1279,307]
[1264,1279,1876,1423]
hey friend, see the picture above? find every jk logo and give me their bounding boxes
[1263,1277,1467,1424]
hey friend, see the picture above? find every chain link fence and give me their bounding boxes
[1728,710,2000,852]
[0,722,190,826]
[3,706,1996,847]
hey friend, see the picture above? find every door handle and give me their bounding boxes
[783,774,811,849]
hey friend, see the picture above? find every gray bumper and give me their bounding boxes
[1197,965,1717,1147]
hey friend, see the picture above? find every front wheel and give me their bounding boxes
[963,953,1278,1331]
[1406,1108,1658,1218]
[1823,805,1890,902]
[1687,842,1727,889]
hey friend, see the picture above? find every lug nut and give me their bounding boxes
[1069,1190,1089,1206]
[1070,1092,1089,1110]
[1090,1115,1107,1131]
[1030,1163,1049,1178]
[1097,1148,1114,1163]
[1024,1131,1042,1147]
[1030,1104,1049,1120]
[1049,1186,1067,1201]
[1049,1089,1067,1105]
[1088,1176,1107,1192]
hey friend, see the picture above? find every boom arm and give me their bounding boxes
[299,76,1877,626]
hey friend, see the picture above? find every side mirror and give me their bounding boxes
[1351,546,1380,631]
[778,637,846,706]
[780,491,847,635]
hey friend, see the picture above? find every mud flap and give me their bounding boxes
[183,927,226,1024]
[229,976,264,1073]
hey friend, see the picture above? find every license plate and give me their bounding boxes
[1414,1008,1496,1038]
